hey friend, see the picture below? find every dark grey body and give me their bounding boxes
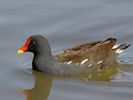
[26,35,130,75]
[30,35,88,74]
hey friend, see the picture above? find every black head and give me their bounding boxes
[17,35,51,55]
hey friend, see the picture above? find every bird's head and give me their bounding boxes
[17,35,51,55]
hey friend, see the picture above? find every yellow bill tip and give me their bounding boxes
[17,50,24,54]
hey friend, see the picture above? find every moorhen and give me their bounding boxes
[17,35,130,75]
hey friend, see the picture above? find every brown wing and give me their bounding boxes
[56,38,116,64]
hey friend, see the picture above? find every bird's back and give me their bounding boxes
[56,38,130,70]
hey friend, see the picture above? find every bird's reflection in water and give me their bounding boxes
[19,62,133,100]
[19,64,117,100]
[20,71,53,100]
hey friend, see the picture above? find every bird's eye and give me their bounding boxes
[33,41,36,44]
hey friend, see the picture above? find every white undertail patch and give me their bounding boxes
[112,44,120,49]
[115,49,123,54]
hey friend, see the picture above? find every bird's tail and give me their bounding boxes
[113,44,131,54]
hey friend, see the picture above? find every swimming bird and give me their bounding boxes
[17,35,130,75]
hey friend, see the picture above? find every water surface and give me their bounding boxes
[1,0,133,100]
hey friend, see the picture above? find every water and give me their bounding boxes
[1,0,133,100]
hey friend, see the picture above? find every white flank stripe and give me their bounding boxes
[97,61,103,64]
[80,59,88,65]
[67,61,72,64]
[76,63,79,66]
[88,64,92,67]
